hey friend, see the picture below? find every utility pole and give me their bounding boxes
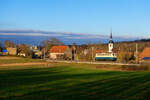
[91,47,94,61]
[44,48,45,60]
[72,43,76,61]
[135,43,139,64]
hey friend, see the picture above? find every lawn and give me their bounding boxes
[0,63,150,100]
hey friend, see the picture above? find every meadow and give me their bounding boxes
[0,57,150,100]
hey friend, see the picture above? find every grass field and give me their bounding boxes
[0,61,150,100]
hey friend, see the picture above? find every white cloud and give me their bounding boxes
[0,33,63,37]
[0,29,144,41]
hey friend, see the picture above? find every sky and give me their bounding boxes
[0,0,150,37]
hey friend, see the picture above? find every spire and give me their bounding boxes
[109,29,114,43]
[110,28,112,40]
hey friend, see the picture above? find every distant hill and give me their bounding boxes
[134,39,150,42]
[115,39,150,44]
[0,29,142,46]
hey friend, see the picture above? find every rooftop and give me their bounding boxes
[50,46,69,53]
[139,47,150,59]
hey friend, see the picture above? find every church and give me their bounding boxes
[95,32,117,61]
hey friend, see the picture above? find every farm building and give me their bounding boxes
[139,47,150,61]
[7,47,17,55]
[49,46,72,60]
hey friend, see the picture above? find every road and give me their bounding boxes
[46,60,140,66]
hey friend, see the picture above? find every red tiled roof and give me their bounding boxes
[50,46,68,53]
[139,47,150,58]
[95,50,106,53]
[94,48,119,53]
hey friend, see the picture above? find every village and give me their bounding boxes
[1,32,150,100]
[2,0,150,99]
[0,32,150,64]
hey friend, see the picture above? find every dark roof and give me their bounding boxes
[109,40,114,43]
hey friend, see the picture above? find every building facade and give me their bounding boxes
[7,48,17,55]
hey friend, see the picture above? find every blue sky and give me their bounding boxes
[0,0,150,36]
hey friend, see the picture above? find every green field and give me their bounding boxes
[0,62,150,100]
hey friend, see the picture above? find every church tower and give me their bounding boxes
[108,31,114,52]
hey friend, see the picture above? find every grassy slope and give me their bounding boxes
[0,63,150,100]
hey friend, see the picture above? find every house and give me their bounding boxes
[7,47,17,55]
[49,46,72,60]
[139,47,150,61]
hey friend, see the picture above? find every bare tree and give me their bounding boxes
[0,41,2,48]
[41,38,64,58]
[4,40,16,48]
[18,44,32,57]
[41,38,64,46]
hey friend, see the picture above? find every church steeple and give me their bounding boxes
[110,30,112,40]
[108,30,114,52]
[109,30,114,43]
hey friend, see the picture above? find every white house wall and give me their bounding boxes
[50,53,64,59]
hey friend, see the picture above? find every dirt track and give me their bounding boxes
[0,56,23,60]
[0,62,50,70]
[0,62,47,66]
